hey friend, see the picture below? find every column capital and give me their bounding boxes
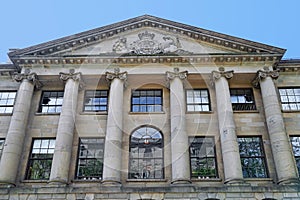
[211,67,234,82]
[105,67,127,81]
[59,69,84,89]
[13,69,43,89]
[166,67,188,80]
[252,67,279,88]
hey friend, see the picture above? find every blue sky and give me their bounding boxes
[0,0,299,63]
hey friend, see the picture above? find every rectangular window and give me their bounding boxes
[186,89,210,112]
[189,137,218,179]
[38,91,64,113]
[26,139,55,180]
[0,139,4,160]
[76,138,104,180]
[290,136,300,176]
[84,90,108,112]
[230,89,256,111]
[279,88,300,111]
[238,137,268,178]
[0,91,16,114]
[131,89,162,112]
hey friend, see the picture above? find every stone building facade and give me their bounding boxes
[0,15,299,199]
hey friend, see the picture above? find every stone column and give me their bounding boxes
[0,69,42,186]
[166,68,191,184]
[49,69,82,184]
[102,68,127,185]
[212,67,244,184]
[252,67,299,184]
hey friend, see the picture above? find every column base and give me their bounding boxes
[224,178,246,185]
[102,179,122,186]
[171,179,192,185]
[278,177,300,185]
[48,178,68,185]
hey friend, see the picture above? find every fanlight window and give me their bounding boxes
[129,126,163,179]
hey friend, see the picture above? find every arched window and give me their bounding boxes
[129,126,164,179]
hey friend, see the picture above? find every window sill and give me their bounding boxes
[243,178,273,181]
[129,112,165,115]
[281,110,300,113]
[35,113,61,116]
[72,178,102,183]
[80,111,108,115]
[186,111,213,114]
[191,178,222,182]
[233,110,259,113]
[22,180,49,183]
[126,179,167,182]
[0,113,12,116]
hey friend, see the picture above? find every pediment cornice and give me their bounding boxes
[9,15,285,63]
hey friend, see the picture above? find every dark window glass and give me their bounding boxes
[0,91,16,113]
[290,136,300,176]
[0,139,4,160]
[129,126,164,179]
[186,89,210,112]
[131,90,162,112]
[230,89,256,111]
[76,138,104,180]
[84,90,108,112]
[279,88,300,111]
[238,137,268,178]
[189,137,218,179]
[38,91,64,113]
[26,139,55,180]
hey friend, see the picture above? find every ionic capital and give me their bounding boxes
[13,69,43,89]
[166,67,188,80]
[211,67,234,82]
[105,68,128,87]
[59,69,84,89]
[252,67,279,88]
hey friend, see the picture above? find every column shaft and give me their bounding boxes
[0,80,34,185]
[259,75,299,184]
[168,69,190,184]
[49,71,80,184]
[102,68,126,184]
[213,69,243,184]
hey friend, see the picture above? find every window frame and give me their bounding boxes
[237,136,269,178]
[130,89,163,113]
[186,89,211,112]
[230,88,257,111]
[0,91,17,114]
[128,126,164,180]
[75,137,105,180]
[25,138,56,180]
[0,138,4,161]
[38,91,64,114]
[289,135,300,176]
[189,136,218,179]
[278,87,300,111]
[83,90,109,113]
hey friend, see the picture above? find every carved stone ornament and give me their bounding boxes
[166,67,188,81]
[13,68,43,89]
[112,31,191,55]
[252,67,279,88]
[105,68,128,86]
[211,67,234,82]
[59,69,84,89]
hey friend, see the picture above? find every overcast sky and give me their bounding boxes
[0,0,299,63]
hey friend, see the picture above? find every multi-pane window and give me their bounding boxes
[238,137,268,178]
[26,139,55,180]
[186,89,210,112]
[189,137,218,179]
[131,90,162,112]
[129,126,164,179]
[230,89,256,111]
[290,136,300,176]
[0,139,4,160]
[0,91,16,113]
[279,88,300,111]
[76,138,104,180]
[84,90,108,112]
[38,91,64,113]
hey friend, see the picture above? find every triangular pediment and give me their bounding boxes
[8,15,286,67]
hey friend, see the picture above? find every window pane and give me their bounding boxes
[39,91,64,113]
[84,90,108,112]
[186,89,211,112]
[230,89,256,111]
[280,88,300,111]
[290,136,300,176]
[131,90,163,113]
[0,91,16,114]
